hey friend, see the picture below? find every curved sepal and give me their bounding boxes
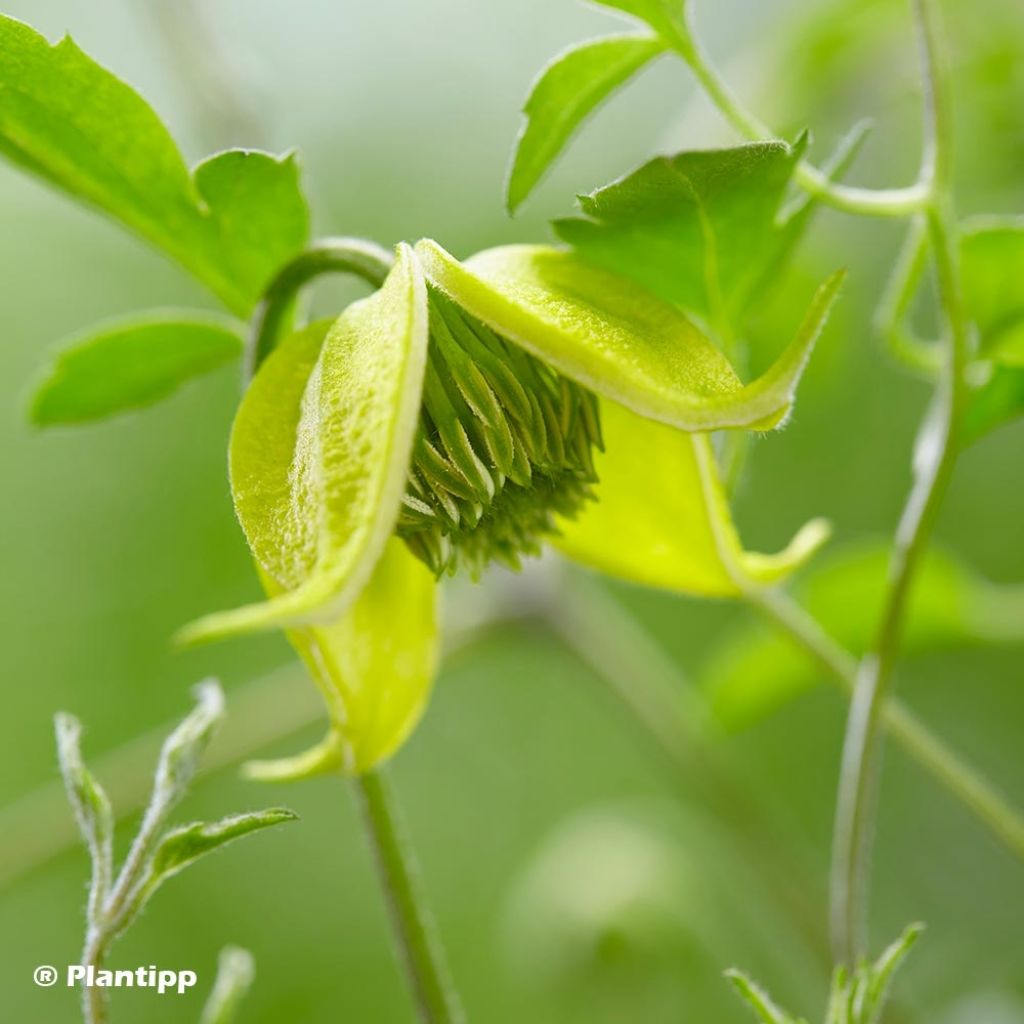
[243,730,344,783]
[554,401,829,596]
[283,539,440,774]
[180,244,428,644]
[418,240,842,432]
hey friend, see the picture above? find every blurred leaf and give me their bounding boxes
[553,138,807,329]
[180,246,429,642]
[702,542,1024,731]
[280,537,440,774]
[418,240,839,432]
[589,0,691,51]
[506,33,664,214]
[725,970,802,1024]
[555,400,829,597]
[30,314,243,426]
[0,15,309,315]
[200,947,256,1024]
[149,809,297,882]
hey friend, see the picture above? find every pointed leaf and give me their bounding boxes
[200,947,255,1024]
[0,16,308,314]
[554,139,807,324]
[724,970,798,1024]
[702,543,1024,731]
[863,924,923,1024]
[555,401,828,596]
[147,808,298,888]
[507,33,664,214]
[281,538,440,774]
[419,240,841,432]
[180,244,429,642]
[30,313,243,426]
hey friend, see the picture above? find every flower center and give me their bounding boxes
[396,291,603,577]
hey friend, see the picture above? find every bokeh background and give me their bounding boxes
[1,0,1022,1021]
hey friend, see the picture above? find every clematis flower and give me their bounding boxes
[181,242,840,775]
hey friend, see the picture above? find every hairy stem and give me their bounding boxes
[352,770,465,1024]
[246,237,394,376]
[676,21,929,218]
[829,0,968,964]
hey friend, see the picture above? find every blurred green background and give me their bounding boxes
[1,0,1022,1021]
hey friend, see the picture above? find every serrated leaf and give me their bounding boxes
[147,808,297,887]
[959,218,1024,441]
[507,33,664,214]
[180,244,429,642]
[0,15,309,315]
[553,139,807,327]
[418,240,841,432]
[554,400,829,596]
[589,0,691,51]
[702,543,1024,731]
[200,947,256,1024]
[30,313,243,426]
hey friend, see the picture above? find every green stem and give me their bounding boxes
[829,0,968,964]
[746,588,1024,864]
[246,237,394,376]
[352,769,465,1024]
[676,28,929,218]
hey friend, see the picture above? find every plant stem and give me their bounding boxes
[246,237,394,376]
[676,26,930,218]
[745,587,1024,863]
[829,0,968,964]
[352,769,465,1024]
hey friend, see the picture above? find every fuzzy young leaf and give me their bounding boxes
[555,401,828,596]
[147,809,298,891]
[200,947,256,1024]
[419,240,842,432]
[725,970,802,1024]
[554,139,807,326]
[180,245,429,642]
[0,15,309,315]
[55,713,114,917]
[30,314,243,426]
[507,33,664,214]
[702,543,1024,731]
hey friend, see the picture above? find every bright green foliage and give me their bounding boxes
[959,218,1024,440]
[0,15,309,315]
[703,543,1024,731]
[181,245,429,641]
[555,400,829,596]
[589,0,692,52]
[418,240,842,431]
[506,33,664,214]
[30,314,243,426]
[554,139,808,327]
[728,924,922,1024]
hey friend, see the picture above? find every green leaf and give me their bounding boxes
[554,400,829,596]
[553,139,807,326]
[200,947,256,1024]
[180,244,429,642]
[960,218,1024,441]
[147,808,297,888]
[507,33,664,214]
[702,542,1024,731]
[589,0,692,51]
[418,240,842,432]
[725,970,802,1024]
[30,313,243,426]
[0,15,309,314]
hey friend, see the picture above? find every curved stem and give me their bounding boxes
[352,769,465,1024]
[246,237,394,377]
[829,0,968,964]
[677,25,929,218]
[746,588,1024,864]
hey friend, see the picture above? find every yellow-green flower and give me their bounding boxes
[182,241,841,774]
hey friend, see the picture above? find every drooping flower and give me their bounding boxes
[181,242,841,774]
